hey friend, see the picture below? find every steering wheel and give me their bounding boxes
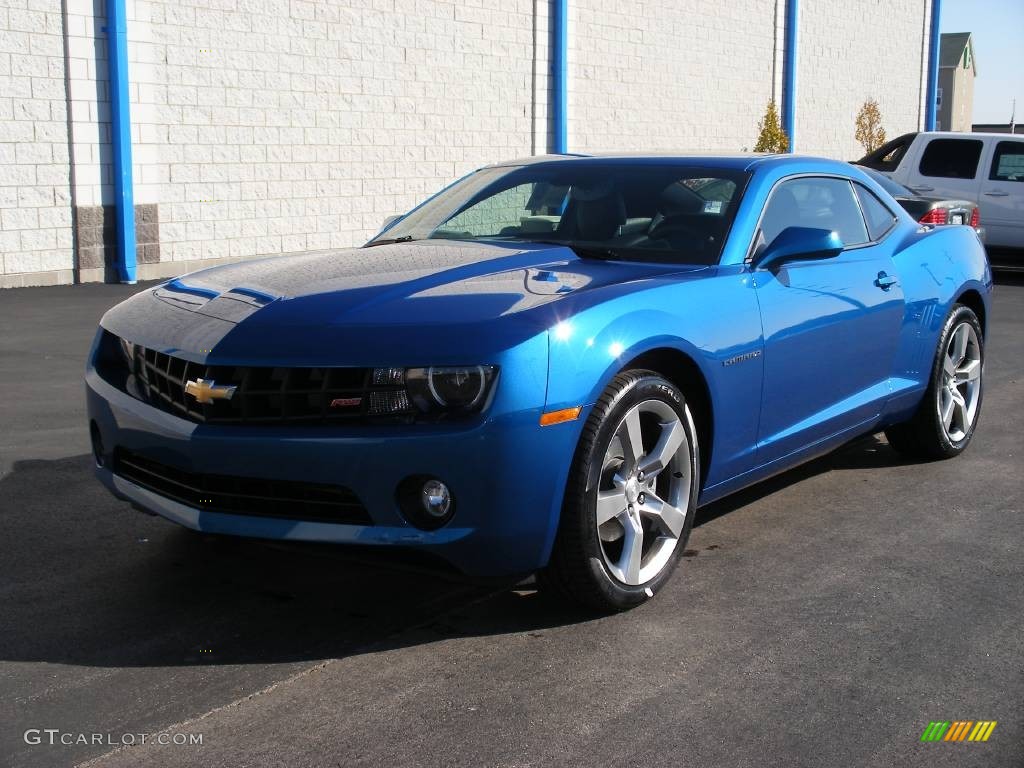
[647,218,708,247]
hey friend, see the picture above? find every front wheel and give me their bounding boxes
[540,370,700,612]
[885,304,984,459]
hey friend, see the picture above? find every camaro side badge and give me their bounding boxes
[722,350,762,367]
[184,378,237,404]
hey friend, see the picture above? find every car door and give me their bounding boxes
[751,176,905,465]
[980,138,1024,248]
[903,136,985,203]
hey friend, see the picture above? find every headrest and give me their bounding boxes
[569,179,616,202]
[658,182,705,217]
[571,182,626,240]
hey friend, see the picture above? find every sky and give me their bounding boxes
[940,0,1024,124]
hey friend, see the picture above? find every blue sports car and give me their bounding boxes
[87,154,992,610]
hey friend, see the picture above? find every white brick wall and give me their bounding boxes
[569,0,779,153]
[1,0,932,286]
[130,0,538,264]
[0,0,75,286]
[63,0,112,211]
[795,0,929,158]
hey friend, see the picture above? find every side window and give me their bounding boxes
[989,141,1024,182]
[854,184,897,240]
[760,177,869,249]
[918,139,983,179]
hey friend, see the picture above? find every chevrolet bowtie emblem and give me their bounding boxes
[184,378,237,405]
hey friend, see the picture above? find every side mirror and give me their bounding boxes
[754,227,844,270]
[378,214,403,234]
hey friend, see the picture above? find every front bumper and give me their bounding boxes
[85,348,581,578]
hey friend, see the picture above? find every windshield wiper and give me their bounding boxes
[366,235,415,247]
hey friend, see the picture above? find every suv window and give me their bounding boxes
[919,139,983,179]
[989,140,1024,182]
[854,184,897,240]
[760,177,868,248]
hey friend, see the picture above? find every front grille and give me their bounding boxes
[129,344,406,425]
[113,448,372,525]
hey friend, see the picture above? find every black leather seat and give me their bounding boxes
[570,186,627,241]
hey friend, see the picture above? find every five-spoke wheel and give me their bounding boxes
[596,400,691,585]
[937,321,982,443]
[541,370,699,611]
[886,303,984,459]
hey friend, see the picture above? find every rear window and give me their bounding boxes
[989,141,1024,182]
[860,166,915,198]
[919,139,983,179]
[858,133,915,172]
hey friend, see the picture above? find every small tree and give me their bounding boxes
[754,100,789,153]
[855,99,887,154]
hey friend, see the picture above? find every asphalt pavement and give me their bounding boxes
[1,276,1022,768]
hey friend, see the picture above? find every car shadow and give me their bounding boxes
[0,434,919,669]
[0,454,583,670]
[692,432,921,528]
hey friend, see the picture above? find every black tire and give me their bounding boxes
[539,370,700,612]
[884,303,984,459]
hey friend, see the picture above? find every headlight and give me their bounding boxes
[403,365,497,415]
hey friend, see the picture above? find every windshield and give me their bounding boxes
[860,166,915,198]
[368,162,750,265]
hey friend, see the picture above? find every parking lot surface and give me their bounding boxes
[1,277,1021,767]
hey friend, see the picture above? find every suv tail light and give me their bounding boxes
[969,207,980,227]
[919,208,948,225]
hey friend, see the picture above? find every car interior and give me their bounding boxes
[434,173,741,265]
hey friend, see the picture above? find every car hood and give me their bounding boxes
[102,240,706,364]
[143,240,705,325]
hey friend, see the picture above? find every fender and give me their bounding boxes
[544,270,764,491]
[886,225,992,420]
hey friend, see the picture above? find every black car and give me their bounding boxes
[854,165,984,241]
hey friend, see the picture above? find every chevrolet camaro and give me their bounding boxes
[86,154,992,611]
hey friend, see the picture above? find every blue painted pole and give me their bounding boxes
[106,0,136,283]
[924,0,942,131]
[551,0,568,154]
[781,0,798,152]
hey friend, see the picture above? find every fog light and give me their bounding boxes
[396,475,455,530]
[421,480,451,518]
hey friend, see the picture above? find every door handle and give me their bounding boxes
[874,271,898,290]
[984,190,1009,197]
[911,185,935,192]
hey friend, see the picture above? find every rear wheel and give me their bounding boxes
[885,304,984,459]
[540,370,699,611]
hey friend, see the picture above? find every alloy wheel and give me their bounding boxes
[937,321,982,443]
[595,399,692,586]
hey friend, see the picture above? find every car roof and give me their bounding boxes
[912,131,1023,140]
[486,152,853,174]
